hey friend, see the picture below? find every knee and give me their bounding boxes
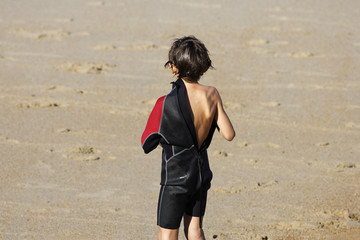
[187,227,204,240]
[158,227,179,240]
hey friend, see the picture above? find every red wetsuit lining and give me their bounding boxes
[141,95,166,146]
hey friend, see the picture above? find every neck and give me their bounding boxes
[181,77,199,85]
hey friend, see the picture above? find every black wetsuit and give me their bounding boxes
[141,78,217,229]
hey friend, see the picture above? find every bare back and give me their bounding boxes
[183,81,218,147]
[183,79,235,147]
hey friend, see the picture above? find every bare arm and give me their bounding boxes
[214,89,235,141]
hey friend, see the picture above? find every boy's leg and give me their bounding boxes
[158,227,179,240]
[183,214,205,240]
[183,188,208,240]
[157,185,187,239]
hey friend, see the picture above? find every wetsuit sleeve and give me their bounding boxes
[141,96,166,154]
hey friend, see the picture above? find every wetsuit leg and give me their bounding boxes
[185,188,208,217]
[157,185,208,229]
[157,185,188,229]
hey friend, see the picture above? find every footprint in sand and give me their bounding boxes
[0,136,20,144]
[315,142,330,147]
[13,28,71,40]
[241,158,258,164]
[57,61,116,74]
[257,179,279,188]
[318,209,359,228]
[73,145,99,155]
[266,143,281,149]
[216,186,245,194]
[92,45,117,51]
[213,151,229,157]
[261,102,281,107]
[349,213,360,223]
[289,51,314,58]
[238,141,250,147]
[251,47,278,56]
[48,85,85,94]
[17,100,62,109]
[65,145,101,161]
[336,163,356,169]
[57,128,72,133]
[131,42,159,51]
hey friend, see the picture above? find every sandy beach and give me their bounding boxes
[1,0,359,239]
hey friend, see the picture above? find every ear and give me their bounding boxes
[170,63,179,75]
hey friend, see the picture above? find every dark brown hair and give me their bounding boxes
[164,36,213,82]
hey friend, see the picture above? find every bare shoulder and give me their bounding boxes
[201,85,220,102]
[204,85,217,93]
[185,81,220,105]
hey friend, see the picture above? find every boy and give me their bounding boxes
[141,36,235,240]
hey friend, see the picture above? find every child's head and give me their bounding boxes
[165,36,213,82]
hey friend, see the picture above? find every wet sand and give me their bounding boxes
[0,0,359,239]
